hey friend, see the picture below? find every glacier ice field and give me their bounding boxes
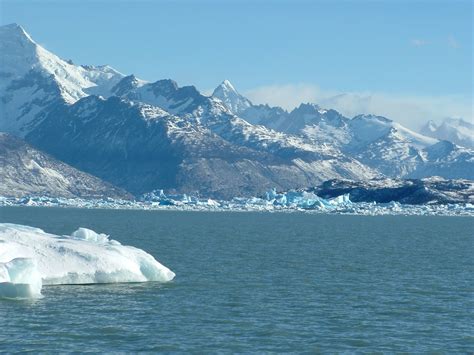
[1,189,473,216]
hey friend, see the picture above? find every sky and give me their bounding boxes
[0,0,472,128]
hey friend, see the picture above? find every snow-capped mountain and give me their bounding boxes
[346,114,437,149]
[209,80,473,180]
[407,140,474,180]
[352,127,426,176]
[1,23,473,198]
[110,74,147,96]
[96,74,378,195]
[212,80,252,114]
[340,115,441,177]
[0,133,129,198]
[420,118,474,148]
[0,23,124,136]
[239,103,289,126]
[26,93,377,198]
[212,84,437,151]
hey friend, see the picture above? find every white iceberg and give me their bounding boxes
[0,257,42,298]
[0,223,175,299]
[262,188,351,210]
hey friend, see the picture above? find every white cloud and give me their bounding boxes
[447,35,460,49]
[408,36,462,50]
[244,83,473,130]
[410,39,429,47]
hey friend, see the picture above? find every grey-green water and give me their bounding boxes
[0,207,472,352]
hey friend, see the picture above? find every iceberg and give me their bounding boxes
[140,190,222,208]
[262,188,351,210]
[0,223,175,299]
[0,258,42,298]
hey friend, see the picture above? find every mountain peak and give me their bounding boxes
[221,79,236,91]
[151,79,179,93]
[0,23,34,43]
[0,23,35,44]
[425,140,457,159]
[111,74,146,96]
[0,23,42,93]
[212,79,252,114]
[293,103,327,114]
[421,120,438,133]
[443,117,474,129]
[420,117,474,148]
[1,23,27,33]
[353,114,392,123]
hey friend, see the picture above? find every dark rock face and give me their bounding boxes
[313,178,474,205]
[0,133,131,199]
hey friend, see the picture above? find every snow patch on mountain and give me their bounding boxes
[348,114,437,149]
[420,118,474,148]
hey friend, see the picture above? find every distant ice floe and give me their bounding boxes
[0,224,175,299]
[0,188,473,216]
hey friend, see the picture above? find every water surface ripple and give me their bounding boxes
[0,207,472,352]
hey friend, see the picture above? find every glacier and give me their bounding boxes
[0,224,175,299]
[0,189,473,216]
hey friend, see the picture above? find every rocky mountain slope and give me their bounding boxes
[0,133,130,198]
[27,94,376,198]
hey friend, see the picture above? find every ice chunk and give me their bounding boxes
[0,258,42,299]
[71,227,113,244]
[0,223,175,299]
[328,193,351,205]
[263,189,351,210]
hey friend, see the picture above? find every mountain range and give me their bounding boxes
[1,23,473,199]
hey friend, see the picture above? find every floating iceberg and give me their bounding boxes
[0,223,175,299]
[0,258,42,298]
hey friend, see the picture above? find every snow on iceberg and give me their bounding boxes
[0,223,175,299]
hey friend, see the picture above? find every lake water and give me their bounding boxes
[0,207,472,352]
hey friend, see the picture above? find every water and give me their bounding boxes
[0,207,472,352]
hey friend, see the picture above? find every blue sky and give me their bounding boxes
[0,0,472,127]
